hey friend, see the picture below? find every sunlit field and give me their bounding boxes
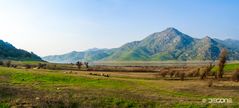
[0,62,239,108]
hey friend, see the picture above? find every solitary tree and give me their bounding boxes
[84,62,89,68]
[217,49,227,79]
[76,61,83,70]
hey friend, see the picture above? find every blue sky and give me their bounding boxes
[0,0,238,56]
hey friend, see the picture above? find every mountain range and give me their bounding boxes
[43,27,239,63]
[0,40,42,61]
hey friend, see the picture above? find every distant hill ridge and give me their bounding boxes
[0,40,42,61]
[43,27,239,63]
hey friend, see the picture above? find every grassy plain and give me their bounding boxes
[0,63,239,107]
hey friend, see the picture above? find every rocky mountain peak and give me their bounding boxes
[201,36,217,44]
[164,27,179,32]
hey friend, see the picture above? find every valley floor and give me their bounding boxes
[0,67,239,108]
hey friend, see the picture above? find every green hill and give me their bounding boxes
[43,27,239,63]
[0,40,42,61]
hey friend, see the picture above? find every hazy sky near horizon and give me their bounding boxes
[0,0,239,56]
